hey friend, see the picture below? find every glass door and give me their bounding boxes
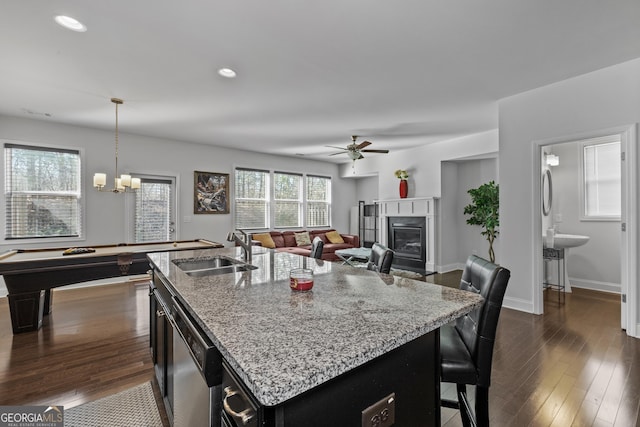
[127,175,177,242]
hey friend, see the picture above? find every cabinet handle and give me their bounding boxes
[156,310,165,317]
[223,386,255,425]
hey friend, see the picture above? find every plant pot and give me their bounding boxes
[399,179,408,198]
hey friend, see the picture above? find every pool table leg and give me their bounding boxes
[7,290,45,334]
[43,289,53,315]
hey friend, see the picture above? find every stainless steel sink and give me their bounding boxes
[172,256,258,277]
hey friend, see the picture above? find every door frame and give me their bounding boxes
[125,172,180,243]
[532,124,637,337]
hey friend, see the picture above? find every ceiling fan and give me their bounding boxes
[327,136,390,161]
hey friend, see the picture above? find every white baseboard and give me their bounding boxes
[438,263,464,273]
[502,296,534,313]
[569,277,621,294]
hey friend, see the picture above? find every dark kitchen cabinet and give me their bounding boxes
[221,331,439,427]
[149,279,174,422]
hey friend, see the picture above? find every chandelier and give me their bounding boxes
[93,98,140,192]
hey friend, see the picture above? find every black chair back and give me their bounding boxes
[310,237,324,259]
[455,255,510,388]
[367,243,394,274]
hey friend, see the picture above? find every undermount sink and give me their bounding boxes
[543,233,590,249]
[172,256,258,277]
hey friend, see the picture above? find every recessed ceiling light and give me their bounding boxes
[54,15,87,32]
[218,68,237,79]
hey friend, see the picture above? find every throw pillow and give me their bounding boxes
[325,230,344,244]
[294,231,312,246]
[252,233,276,249]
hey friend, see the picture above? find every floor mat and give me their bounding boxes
[65,382,162,427]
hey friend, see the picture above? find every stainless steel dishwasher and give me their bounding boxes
[169,296,222,427]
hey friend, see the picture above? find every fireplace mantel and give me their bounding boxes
[374,197,438,217]
[374,197,439,272]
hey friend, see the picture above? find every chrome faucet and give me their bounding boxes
[227,230,252,262]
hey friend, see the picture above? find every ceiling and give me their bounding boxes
[2,1,640,163]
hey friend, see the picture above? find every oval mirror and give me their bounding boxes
[542,169,552,216]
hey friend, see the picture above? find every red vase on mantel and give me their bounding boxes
[399,179,408,198]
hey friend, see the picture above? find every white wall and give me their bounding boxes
[440,158,499,271]
[550,142,621,291]
[456,158,500,265]
[338,129,499,199]
[0,115,357,250]
[499,57,640,315]
[354,176,379,204]
[439,162,459,270]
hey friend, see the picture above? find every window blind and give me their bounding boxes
[4,143,82,239]
[274,172,302,228]
[235,168,269,229]
[306,175,331,227]
[583,140,620,218]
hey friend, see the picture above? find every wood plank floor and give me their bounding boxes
[0,280,168,425]
[1,276,639,426]
[442,286,640,427]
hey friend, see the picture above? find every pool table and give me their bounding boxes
[0,239,222,334]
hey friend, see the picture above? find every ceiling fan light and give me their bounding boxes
[347,151,360,160]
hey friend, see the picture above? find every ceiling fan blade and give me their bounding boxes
[326,145,348,150]
[355,141,372,150]
[329,151,347,156]
[361,149,389,154]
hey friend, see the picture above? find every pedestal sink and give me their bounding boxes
[550,234,590,249]
[543,233,590,292]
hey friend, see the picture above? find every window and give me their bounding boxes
[234,168,331,230]
[134,176,175,242]
[274,172,302,228]
[581,135,621,220]
[235,169,269,229]
[4,143,82,239]
[306,175,331,227]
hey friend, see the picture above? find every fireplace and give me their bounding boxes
[387,216,427,274]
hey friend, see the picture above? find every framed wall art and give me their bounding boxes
[194,171,229,214]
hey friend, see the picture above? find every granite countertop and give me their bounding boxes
[147,246,483,407]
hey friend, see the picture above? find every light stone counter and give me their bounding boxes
[147,246,483,407]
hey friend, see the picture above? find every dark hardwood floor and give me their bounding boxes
[442,285,640,427]
[1,275,638,426]
[0,281,159,408]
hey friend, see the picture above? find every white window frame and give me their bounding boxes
[579,134,621,221]
[234,168,331,231]
[235,168,270,230]
[305,175,332,228]
[273,172,303,229]
[2,140,85,243]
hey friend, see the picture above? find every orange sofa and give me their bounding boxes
[250,229,359,261]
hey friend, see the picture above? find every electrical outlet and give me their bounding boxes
[361,393,395,427]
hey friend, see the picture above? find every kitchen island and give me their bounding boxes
[147,246,483,427]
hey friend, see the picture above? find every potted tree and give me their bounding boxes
[463,181,499,263]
